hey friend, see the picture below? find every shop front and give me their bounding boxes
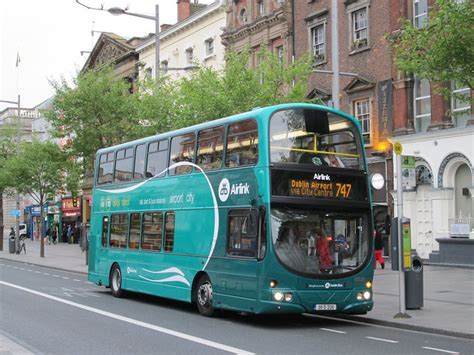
[60,198,82,243]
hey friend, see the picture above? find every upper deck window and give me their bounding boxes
[146,140,168,178]
[98,152,115,185]
[134,144,146,180]
[225,119,258,167]
[197,126,224,171]
[169,133,196,176]
[114,147,134,182]
[269,108,362,170]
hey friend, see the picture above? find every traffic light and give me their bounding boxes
[72,198,78,207]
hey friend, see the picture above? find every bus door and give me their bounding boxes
[98,215,110,277]
[218,209,261,311]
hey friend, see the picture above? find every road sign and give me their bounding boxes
[402,155,416,188]
[393,142,403,155]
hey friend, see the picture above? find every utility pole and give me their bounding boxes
[331,0,340,110]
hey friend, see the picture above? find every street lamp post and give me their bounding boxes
[0,96,21,253]
[107,5,160,84]
[76,1,160,85]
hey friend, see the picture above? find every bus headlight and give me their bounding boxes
[363,291,371,300]
[356,292,364,301]
[284,293,293,302]
[273,291,284,302]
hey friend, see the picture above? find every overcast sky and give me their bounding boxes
[0,0,214,110]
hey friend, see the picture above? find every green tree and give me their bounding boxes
[5,140,79,257]
[390,0,474,98]
[0,125,17,250]
[48,66,144,172]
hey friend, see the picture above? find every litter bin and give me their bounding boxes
[405,255,423,309]
[9,237,16,254]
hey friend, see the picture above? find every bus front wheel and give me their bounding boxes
[196,275,215,317]
[110,264,124,298]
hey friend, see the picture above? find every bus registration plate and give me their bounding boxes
[314,304,337,311]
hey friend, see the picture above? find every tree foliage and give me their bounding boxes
[4,140,79,256]
[137,48,314,131]
[48,66,144,171]
[390,0,474,92]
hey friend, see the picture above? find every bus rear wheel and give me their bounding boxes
[110,264,124,298]
[196,275,215,317]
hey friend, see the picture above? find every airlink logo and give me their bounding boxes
[313,173,331,181]
[218,178,250,202]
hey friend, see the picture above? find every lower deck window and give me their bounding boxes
[142,212,163,251]
[227,210,258,258]
[110,214,128,248]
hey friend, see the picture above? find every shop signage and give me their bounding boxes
[62,198,81,211]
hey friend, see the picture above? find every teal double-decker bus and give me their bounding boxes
[89,103,374,316]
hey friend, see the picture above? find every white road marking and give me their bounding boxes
[62,277,70,280]
[320,328,347,334]
[73,279,81,282]
[52,275,59,277]
[34,271,41,274]
[365,336,398,343]
[27,269,33,272]
[0,281,254,355]
[43,273,50,276]
[422,346,459,354]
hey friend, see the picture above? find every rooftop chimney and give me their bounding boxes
[177,0,191,22]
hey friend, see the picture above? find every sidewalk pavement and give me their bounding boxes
[1,237,473,339]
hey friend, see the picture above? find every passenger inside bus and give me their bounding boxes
[298,138,326,166]
[322,145,345,168]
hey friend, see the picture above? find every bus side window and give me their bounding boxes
[115,147,134,182]
[142,212,163,251]
[98,152,115,184]
[227,210,257,258]
[146,140,168,178]
[169,133,195,175]
[133,144,146,180]
[129,213,141,250]
[164,212,175,252]
[225,119,258,168]
[102,216,109,247]
[197,126,224,171]
[110,214,128,248]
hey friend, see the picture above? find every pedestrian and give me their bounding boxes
[374,225,385,269]
[67,225,73,244]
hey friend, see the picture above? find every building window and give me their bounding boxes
[239,8,248,24]
[311,24,325,63]
[257,1,265,17]
[451,82,471,128]
[205,38,214,56]
[185,48,193,65]
[414,77,431,132]
[413,0,428,28]
[354,99,371,144]
[351,7,368,50]
[160,60,168,73]
[276,45,284,63]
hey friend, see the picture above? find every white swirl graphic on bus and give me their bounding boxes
[138,267,191,287]
[96,161,218,271]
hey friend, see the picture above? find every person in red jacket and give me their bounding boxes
[374,226,385,269]
[315,228,333,273]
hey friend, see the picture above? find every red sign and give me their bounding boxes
[62,198,81,211]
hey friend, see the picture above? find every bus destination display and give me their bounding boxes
[289,178,352,199]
